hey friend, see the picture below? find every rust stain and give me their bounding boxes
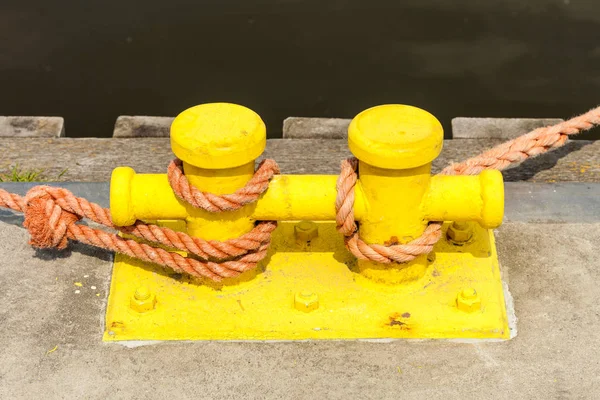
[237,299,245,311]
[388,312,411,329]
[384,236,399,246]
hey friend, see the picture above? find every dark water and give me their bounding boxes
[1,0,599,138]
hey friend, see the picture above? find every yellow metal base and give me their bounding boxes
[103,222,509,341]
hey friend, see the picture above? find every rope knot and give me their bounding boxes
[23,186,80,249]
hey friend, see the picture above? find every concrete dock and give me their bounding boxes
[1,118,599,399]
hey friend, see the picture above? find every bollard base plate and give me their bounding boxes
[103,222,510,341]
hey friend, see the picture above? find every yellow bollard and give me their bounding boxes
[170,103,266,240]
[106,102,509,341]
[112,102,265,241]
[111,103,503,264]
[347,104,503,284]
[347,105,439,283]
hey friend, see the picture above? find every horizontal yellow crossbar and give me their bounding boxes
[111,170,503,229]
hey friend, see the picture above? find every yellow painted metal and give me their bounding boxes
[104,221,509,340]
[182,160,256,240]
[109,172,502,228]
[170,103,266,169]
[294,220,319,242]
[348,105,438,284]
[356,161,432,283]
[422,171,505,229]
[348,104,443,169]
[110,166,138,226]
[456,287,482,313]
[171,104,264,241]
[110,173,369,223]
[251,175,368,221]
[129,286,157,313]
[105,102,509,341]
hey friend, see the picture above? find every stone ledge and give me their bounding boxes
[282,116,568,140]
[0,116,64,138]
[0,138,598,183]
[283,117,350,139]
[451,117,564,139]
[112,116,173,138]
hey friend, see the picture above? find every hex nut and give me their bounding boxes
[294,221,319,242]
[447,221,474,244]
[130,286,157,313]
[294,291,319,312]
[456,288,481,312]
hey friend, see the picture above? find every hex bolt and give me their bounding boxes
[134,286,151,301]
[294,221,319,242]
[294,291,319,312]
[447,221,474,244]
[456,288,481,312]
[130,286,157,313]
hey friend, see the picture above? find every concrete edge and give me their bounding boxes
[282,116,569,140]
[451,117,564,139]
[0,181,598,224]
[0,116,65,138]
[112,116,173,138]
[283,117,351,139]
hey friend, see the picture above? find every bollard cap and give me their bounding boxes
[170,103,266,169]
[348,104,443,169]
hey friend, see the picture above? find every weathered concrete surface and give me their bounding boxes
[451,117,564,139]
[0,117,64,138]
[112,116,173,138]
[1,138,599,182]
[283,116,565,140]
[1,218,599,399]
[283,117,350,139]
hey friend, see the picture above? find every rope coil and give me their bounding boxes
[167,158,280,212]
[0,105,599,280]
[0,161,280,282]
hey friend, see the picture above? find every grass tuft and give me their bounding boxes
[0,164,68,182]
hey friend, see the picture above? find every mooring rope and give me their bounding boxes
[334,106,600,263]
[0,105,599,280]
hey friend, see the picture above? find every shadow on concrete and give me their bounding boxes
[33,241,114,264]
[502,140,592,181]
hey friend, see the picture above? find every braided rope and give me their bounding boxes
[335,105,600,264]
[1,106,599,276]
[442,106,600,175]
[167,158,280,212]
[335,160,444,264]
[0,158,280,281]
[335,158,358,236]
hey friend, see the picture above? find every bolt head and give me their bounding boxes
[294,291,319,312]
[130,286,157,313]
[456,288,481,312]
[447,221,474,244]
[134,286,151,301]
[294,221,319,242]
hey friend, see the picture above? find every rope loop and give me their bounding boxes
[1,105,599,278]
[0,159,280,282]
[335,105,600,264]
[335,160,443,263]
[167,158,280,212]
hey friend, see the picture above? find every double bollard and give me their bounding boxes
[110,103,503,284]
